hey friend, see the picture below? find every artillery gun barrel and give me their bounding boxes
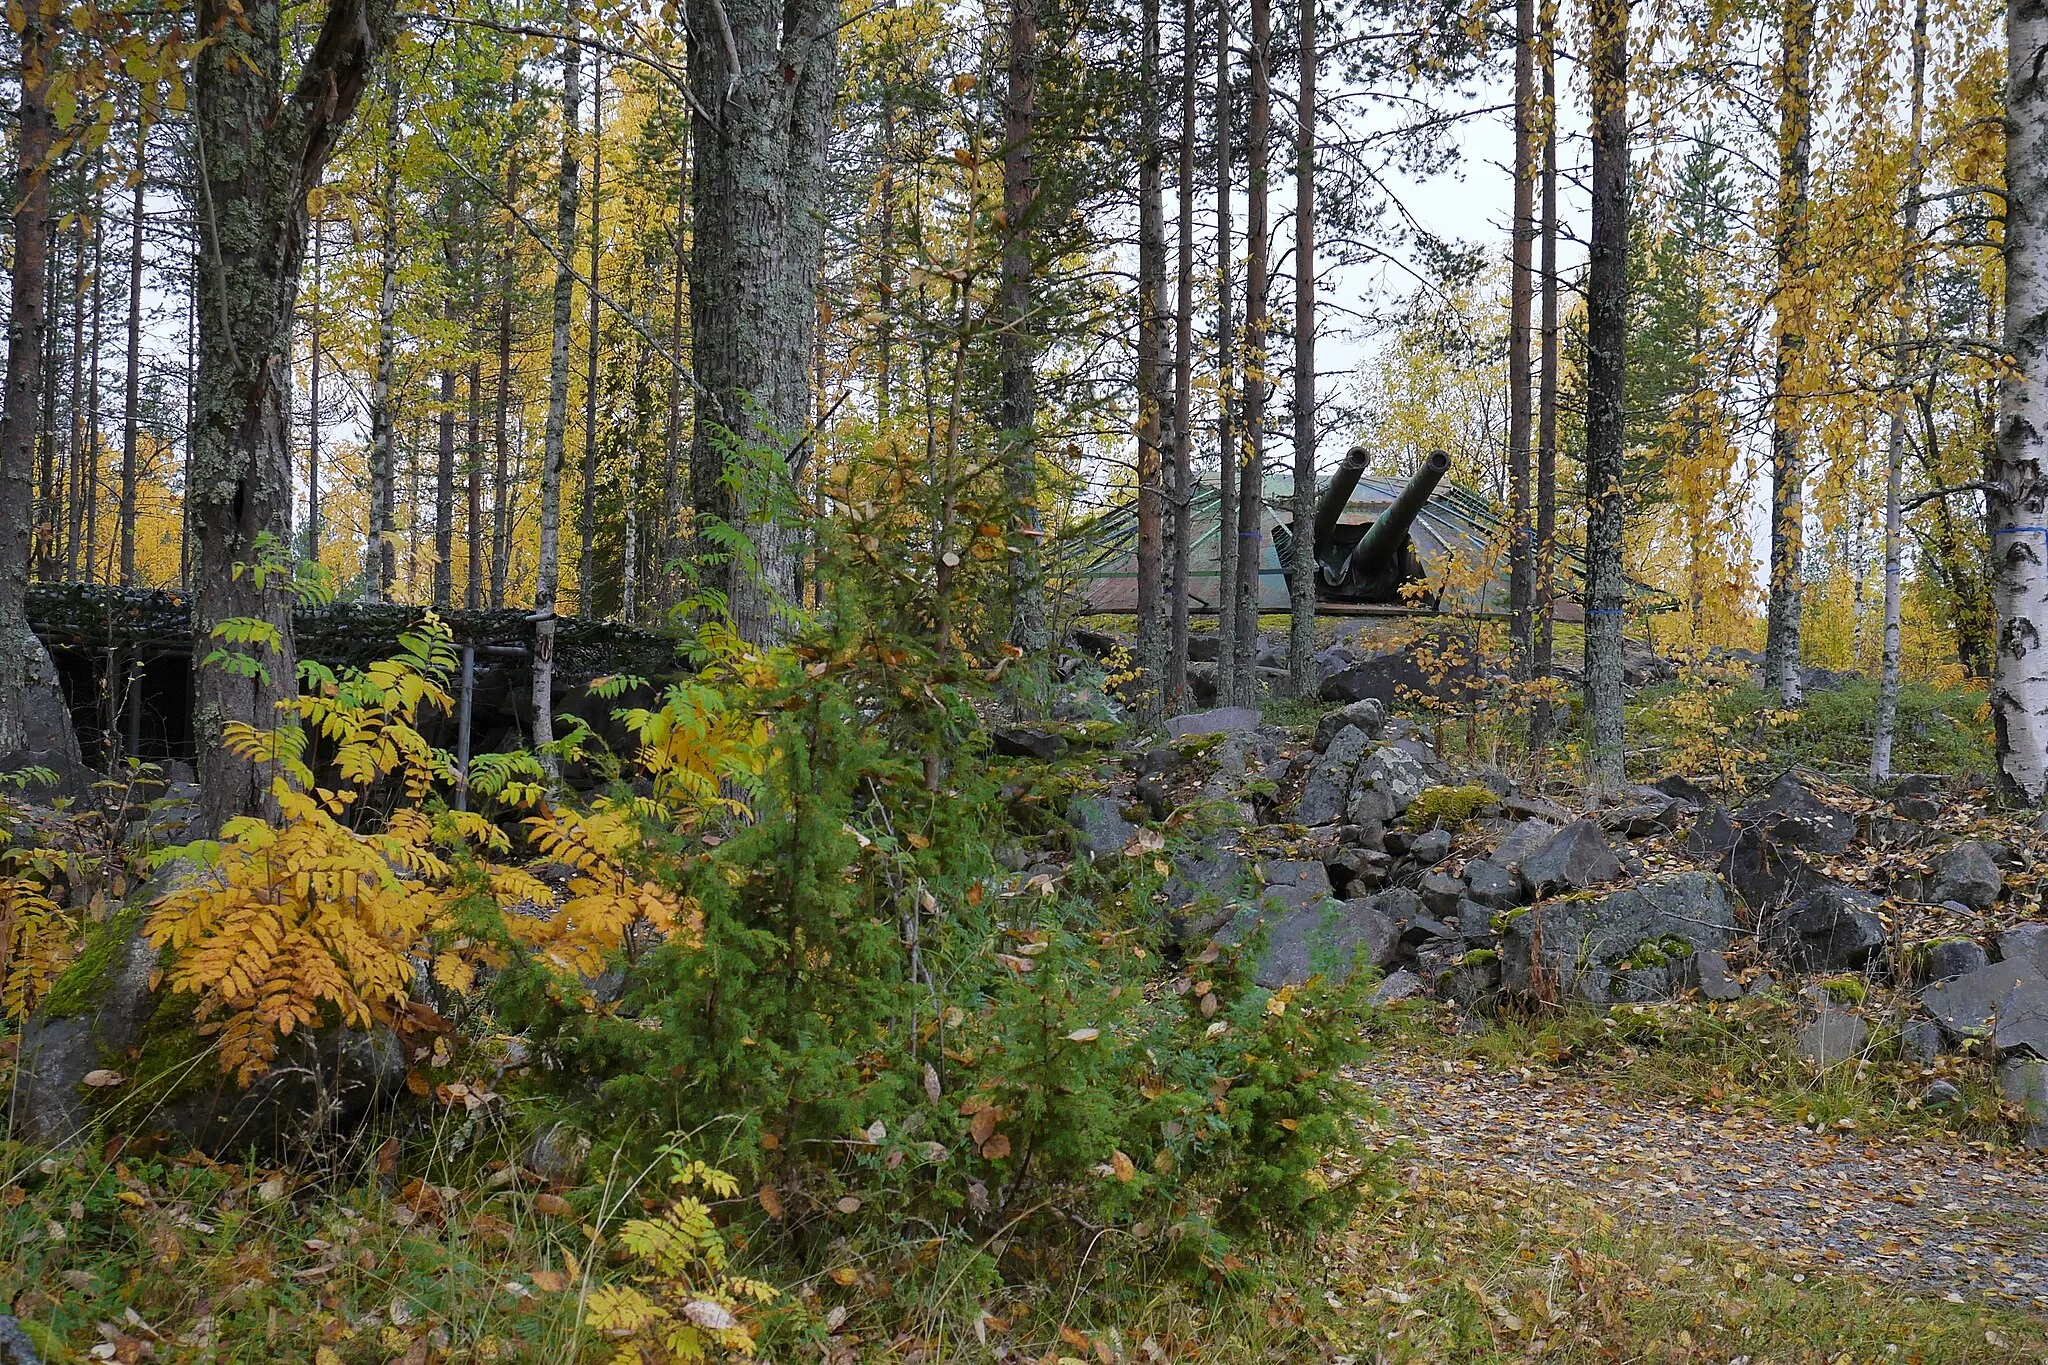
[1344,448,1450,582]
[1312,445,1373,566]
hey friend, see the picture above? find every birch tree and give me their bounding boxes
[1993,0,2048,799]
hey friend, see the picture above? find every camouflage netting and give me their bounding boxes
[26,583,685,682]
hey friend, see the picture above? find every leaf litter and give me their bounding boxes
[1358,1053,2048,1312]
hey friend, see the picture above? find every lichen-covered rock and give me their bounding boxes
[1294,726,1372,825]
[1354,746,1430,816]
[1500,871,1736,1004]
[12,860,408,1155]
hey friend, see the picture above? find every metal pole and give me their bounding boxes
[456,643,475,811]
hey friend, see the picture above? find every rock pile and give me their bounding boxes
[1043,697,2048,1145]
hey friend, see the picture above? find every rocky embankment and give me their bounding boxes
[1021,687,2048,1151]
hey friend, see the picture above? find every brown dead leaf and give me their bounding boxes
[980,1133,1012,1160]
[757,1184,784,1219]
[529,1269,569,1293]
[532,1192,573,1218]
[1110,1150,1136,1182]
[970,1107,999,1146]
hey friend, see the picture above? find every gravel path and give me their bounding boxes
[1358,1056,2048,1312]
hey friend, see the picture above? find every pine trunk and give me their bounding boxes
[660,117,688,618]
[1286,0,1316,701]
[1507,0,1535,667]
[1000,0,1046,662]
[83,179,104,583]
[535,38,582,780]
[120,116,145,585]
[65,199,85,582]
[1235,0,1270,707]
[1530,0,1559,751]
[491,156,519,610]
[1167,0,1196,715]
[0,0,84,780]
[1214,2,1238,704]
[434,364,456,610]
[686,0,839,645]
[1136,0,1167,729]
[305,218,322,565]
[367,72,400,602]
[580,56,602,617]
[1764,0,1816,706]
[191,0,396,828]
[1583,0,1629,786]
[466,361,483,610]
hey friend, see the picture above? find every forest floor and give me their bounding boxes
[1295,1035,2048,1362]
[1360,1051,2048,1308]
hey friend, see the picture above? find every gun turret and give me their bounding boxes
[1312,445,1373,578]
[1348,449,1450,582]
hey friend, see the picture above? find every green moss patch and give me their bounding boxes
[1406,784,1498,830]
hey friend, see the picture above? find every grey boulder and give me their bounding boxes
[0,1316,40,1365]
[1689,949,1745,1002]
[1918,938,1989,984]
[1066,794,1135,859]
[1765,882,1888,972]
[13,909,407,1156]
[1922,958,2048,1057]
[1501,870,1736,1004]
[1928,840,2004,912]
[1997,923,2048,973]
[2000,1057,2048,1149]
[1516,819,1621,898]
[1796,1005,1869,1068]
[1257,859,1333,915]
[1248,898,1400,989]
[1294,726,1373,825]
[1314,697,1387,752]
[1370,968,1426,1007]
[1167,706,1263,739]
[1461,858,1522,910]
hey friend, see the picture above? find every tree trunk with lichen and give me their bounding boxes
[686,0,839,645]
[189,0,398,829]
[0,0,87,789]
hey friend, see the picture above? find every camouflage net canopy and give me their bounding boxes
[25,583,686,683]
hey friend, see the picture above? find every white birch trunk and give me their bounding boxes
[1871,0,1927,783]
[1993,0,2048,799]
